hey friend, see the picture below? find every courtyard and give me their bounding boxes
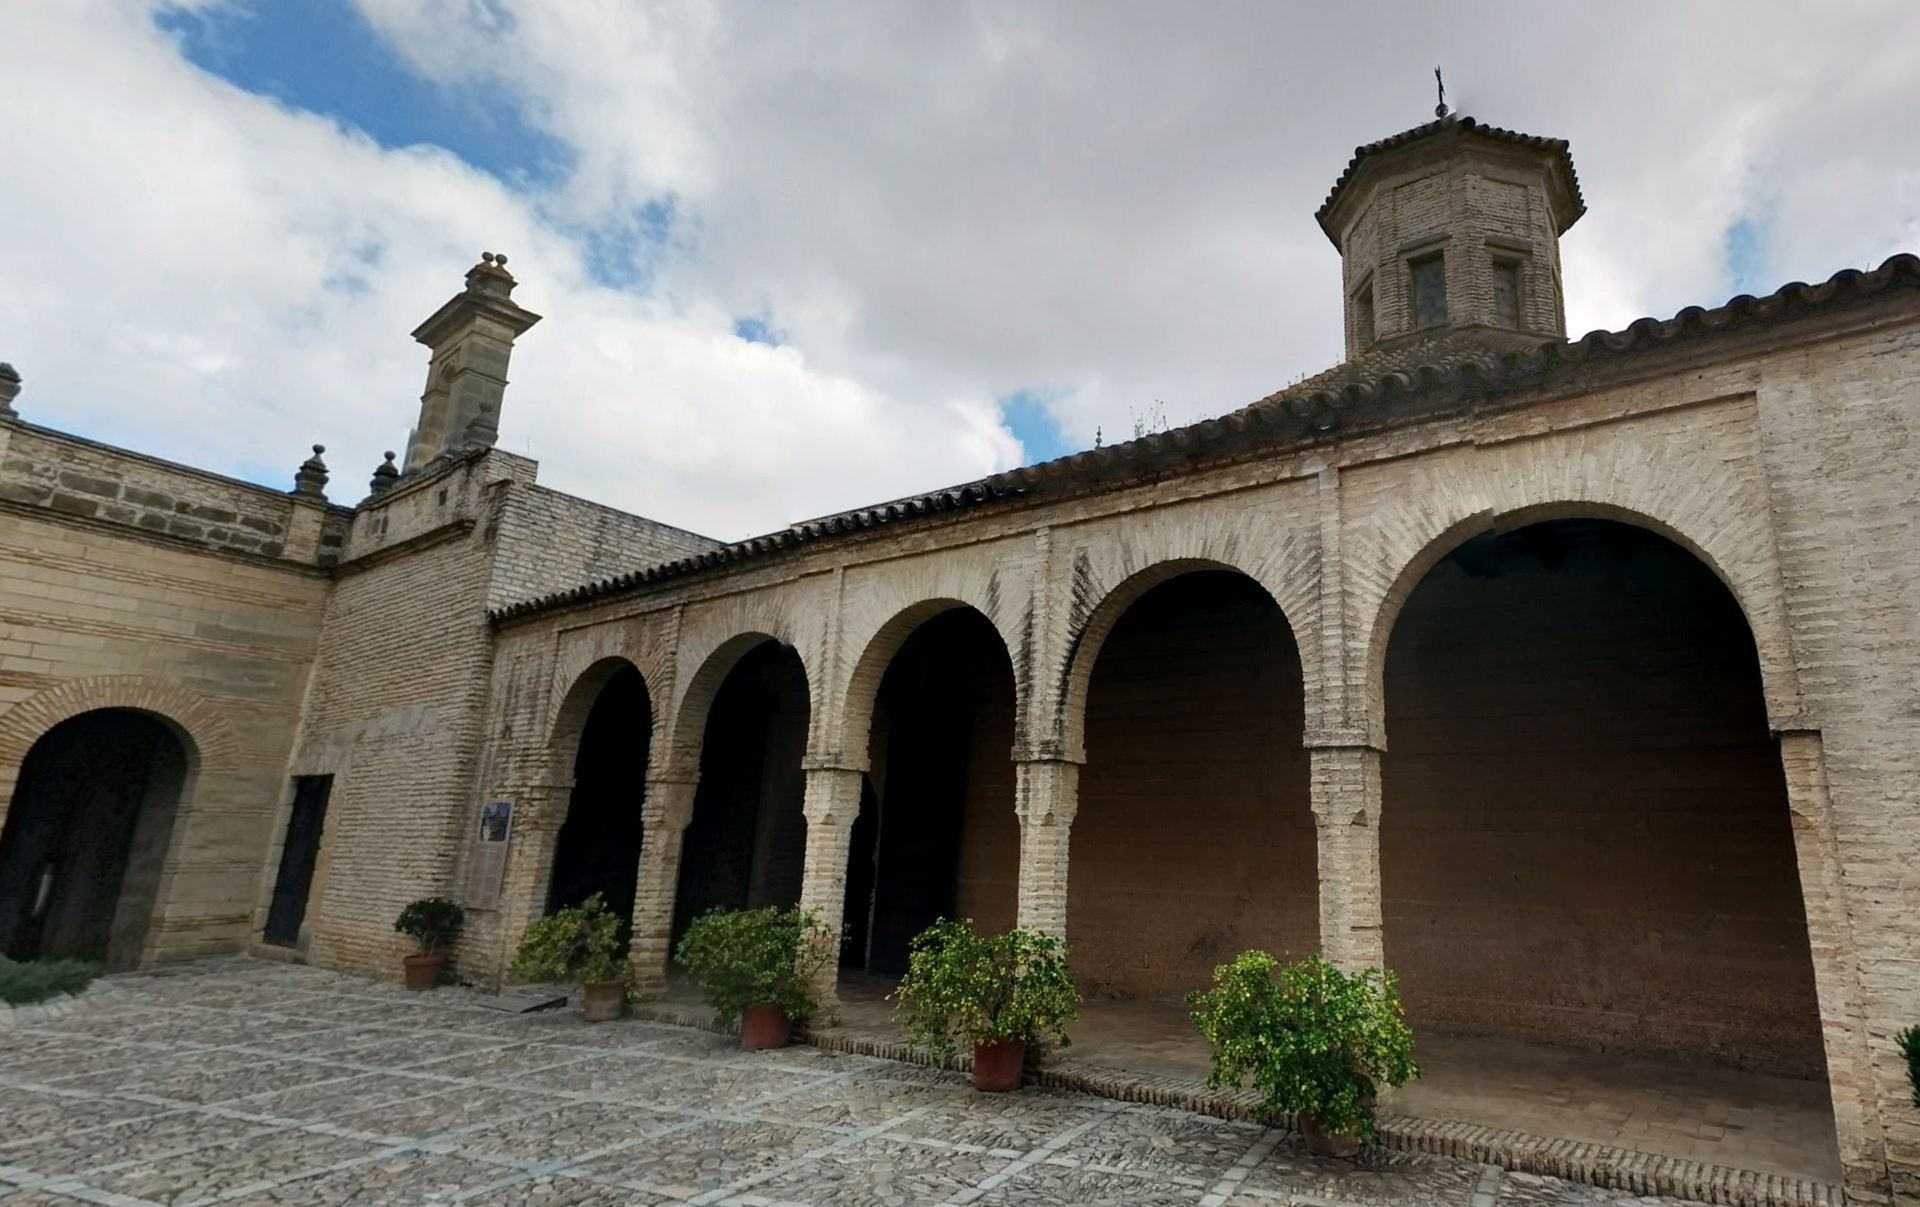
[0,959,1781,1207]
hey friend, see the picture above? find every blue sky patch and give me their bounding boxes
[733,316,779,346]
[1722,215,1771,298]
[999,391,1074,465]
[156,0,571,187]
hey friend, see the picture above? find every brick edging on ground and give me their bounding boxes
[627,1001,1843,1207]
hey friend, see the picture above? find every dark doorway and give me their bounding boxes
[0,709,189,968]
[263,775,332,948]
[1381,518,1824,1076]
[1070,570,1313,1000]
[672,642,810,943]
[548,665,652,931]
[844,609,1017,976]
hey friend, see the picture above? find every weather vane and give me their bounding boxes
[1435,67,1448,119]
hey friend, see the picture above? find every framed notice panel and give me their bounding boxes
[464,799,514,910]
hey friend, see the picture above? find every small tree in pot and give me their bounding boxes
[675,905,831,1049]
[394,897,465,991]
[1188,952,1417,1157]
[891,919,1079,1092]
[511,893,627,1021]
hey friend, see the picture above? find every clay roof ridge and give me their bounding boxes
[488,251,1920,624]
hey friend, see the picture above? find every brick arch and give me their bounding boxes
[662,631,804,781]
[1057,556,1304,763]
[839,598,1015,776]
[546,656,652,784]
[1355,451,1801,745]
[0,675,237,800]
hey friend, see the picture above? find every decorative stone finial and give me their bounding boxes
[369,450,400,496]
[0,363,19,418]
[465,250,518,300]
[292,443,329,500]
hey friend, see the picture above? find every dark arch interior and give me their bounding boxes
[843,608,1017,976]
[1381,517,1825,1076]
[672,641,811,943]
[547,665,652,930]
[0,709,188,968]
[1071,570,1314,999]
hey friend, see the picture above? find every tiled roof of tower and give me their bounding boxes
[1314,115,1586,245]
[489,252,1920,623]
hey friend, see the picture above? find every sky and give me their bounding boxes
[3,2,1918,541]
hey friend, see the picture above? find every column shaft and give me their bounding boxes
[627,778,697,999]
[1014,759,1081,942]
[1309,745,1385,971]
[797,766,863,1023]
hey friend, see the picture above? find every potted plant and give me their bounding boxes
[674,905,831,1049]
[511,893,627,1021]
[394,897,465,991]
[1188,951,1417,1157]
[891,918,1079,1092]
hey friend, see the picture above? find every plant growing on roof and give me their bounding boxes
[511,893,625,986]
[1187,952,1416,1147]
[890,919,1079,1056]
[674,905,831,1022]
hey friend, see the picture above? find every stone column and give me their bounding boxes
[1777,731,1894,1205]
[1309,743,1385,972]
[627,776,697,999]
[1014,758,1081,941]
[796,765,863,1023]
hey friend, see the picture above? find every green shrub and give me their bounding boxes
[394,897,465,955]
[1187,952,1417,1140]
[891,919,1079,1055]
[1898,1024,1920,1108]
[0,955,100,1005]
[511,893,625,985]
[674,905,830,1022]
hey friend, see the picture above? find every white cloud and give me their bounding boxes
[3,0,1918,540]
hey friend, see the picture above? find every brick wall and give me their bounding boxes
[1380,521,1825,1076]
[488,484,720,611]
[1069,571,1315,1000]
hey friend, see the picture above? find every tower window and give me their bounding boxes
[1492,259,1522,329]
[1410,254,1447,330]
[1355,284,1375,348]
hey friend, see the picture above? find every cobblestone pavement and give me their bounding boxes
[1,961,1706,1207]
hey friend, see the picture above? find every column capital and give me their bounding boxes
[801,765,863,827]
[1009,742,1086,766]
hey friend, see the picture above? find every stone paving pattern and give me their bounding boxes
[0,961,1748,1207]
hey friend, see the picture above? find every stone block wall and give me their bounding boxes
[0,420,333,966]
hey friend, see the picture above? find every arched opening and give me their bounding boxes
[1070,570,1314,1000]
[1380,517,1835,1174]
[844,607,1017,976]
[1381,517,1823,1071]
[0,709,190,969]
[547,664,652,926]
[671,641,811,942]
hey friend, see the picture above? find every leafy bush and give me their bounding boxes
[1898,1024,1920,1108]
[394,897,465,955]
[1188,952,1416,1140]
[891,919,1079,1055]
[511,893,625,985]
[0,954,100,1005]
[674,905,831,1022]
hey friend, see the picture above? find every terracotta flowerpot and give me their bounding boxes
[580,980,626,1022]
[1298,1112,1361,1159]
[402,953,446,992]
[740,1003,792,1050]
[971,1038,1025,1092]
